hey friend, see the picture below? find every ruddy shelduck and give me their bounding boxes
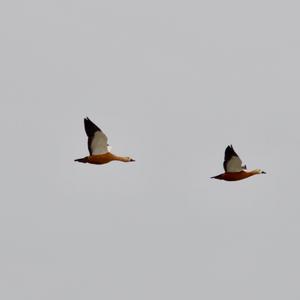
[211,145,266,181]
[75,118,135,165]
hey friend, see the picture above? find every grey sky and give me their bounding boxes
[1,0,300,299]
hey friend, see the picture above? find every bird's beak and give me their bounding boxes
[261,171,266,174]
[130,158,135,162]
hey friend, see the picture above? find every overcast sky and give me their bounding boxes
[1,0,300,299]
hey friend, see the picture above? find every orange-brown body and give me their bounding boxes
[75,152,133,165]
[212,170,261,181]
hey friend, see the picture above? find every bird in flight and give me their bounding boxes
[211,145,266,181]
[75,117,135,165]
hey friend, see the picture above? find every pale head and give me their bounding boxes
[253,168,266,174]
[125,157,135,162]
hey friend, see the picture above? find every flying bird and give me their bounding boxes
[75,118,135,165]
[211,145,266,181]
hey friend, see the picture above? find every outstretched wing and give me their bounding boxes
[84,118,109,155]
[223,145,243,172]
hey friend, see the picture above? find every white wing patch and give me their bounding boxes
[226,156,243,172]
[91,131,108,155]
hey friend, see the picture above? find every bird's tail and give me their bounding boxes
[211,174,223,180]
[74,156,88,163]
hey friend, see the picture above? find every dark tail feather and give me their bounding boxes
[74,157,88,163]
[211,174,223,180]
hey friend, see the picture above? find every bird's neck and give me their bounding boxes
[110,153,129,162]
[248,169,262,175]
